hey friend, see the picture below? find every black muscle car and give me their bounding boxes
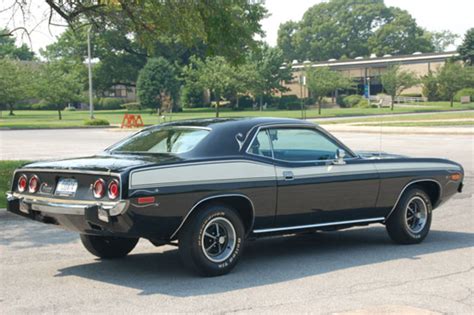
[7,118,464,276]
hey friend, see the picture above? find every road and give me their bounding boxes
[0,128,473,314]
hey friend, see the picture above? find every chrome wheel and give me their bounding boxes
[405,196,428,234]
[201,217,236,263]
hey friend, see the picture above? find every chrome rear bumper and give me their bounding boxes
[6,192,128,217]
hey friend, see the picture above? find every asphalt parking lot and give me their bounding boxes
[1,128,473,314]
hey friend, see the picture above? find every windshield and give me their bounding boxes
[109,127,210,154]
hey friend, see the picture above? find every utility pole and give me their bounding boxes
[87,26,94,119]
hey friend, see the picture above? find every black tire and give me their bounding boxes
[80,234,138,259]
[178,203,245,277]
[386,187,432,244]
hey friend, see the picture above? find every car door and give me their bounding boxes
[251,126,381,229]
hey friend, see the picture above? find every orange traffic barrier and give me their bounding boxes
[121,114,144,128]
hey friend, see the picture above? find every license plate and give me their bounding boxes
[55,178,78,196]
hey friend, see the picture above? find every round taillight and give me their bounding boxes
[108,179,120,200]
[93,178,106,198]
[28,175,40,193]
[18,174,28,192]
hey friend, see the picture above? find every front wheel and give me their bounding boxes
[80,234,138,259]
[178,204,245,277]
[385,187,432,244]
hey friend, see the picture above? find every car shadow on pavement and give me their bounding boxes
[0,211,78,248]
[55,227,473,297]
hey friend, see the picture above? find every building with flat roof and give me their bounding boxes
[280,51,459,98]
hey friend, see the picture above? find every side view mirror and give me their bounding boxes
[333,149,346,165]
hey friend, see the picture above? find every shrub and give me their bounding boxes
[84,118,110,126]
[122,102,141,111]
[356,99,370,108]
[454,88,474,102]
[181,84,205,108]
[31,102,57,110]
[95,98,126,110]
[277,95,300,109]
[342,95,364,107]
[287,103,302,110]
[235,95,254,108]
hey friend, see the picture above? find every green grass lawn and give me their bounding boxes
[1,101,473,129]
[319,111,474,125]
[0,161,30,208]
[360,121,474,127]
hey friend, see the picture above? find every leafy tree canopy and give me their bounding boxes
[437,62,474,106]
[37,60,84,119]
[0,29,35,60]
[136,57,181,114]
[458,28,474,66]
[277,0,436,61]
[381,65,418,110]
[40,0,267,64]
[184,56,235,117]
[247,44,292,101]
[305,67,353,114]
[425,30,458,53]
[0,58,34,114]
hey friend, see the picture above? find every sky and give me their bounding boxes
[1,0,473,54]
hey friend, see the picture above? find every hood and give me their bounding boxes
[23,153,183,173]
[356,151,408,159]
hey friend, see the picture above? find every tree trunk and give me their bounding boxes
[58,108,62,120]
[318,98,322,115]
[450,96,454,107]
[9,104,14,116]
[236,95,239,109]
[259,95,263,111]
[216,100,220,118]
[391,94,395,111]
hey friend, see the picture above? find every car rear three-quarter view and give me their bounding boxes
[6,118,464,276]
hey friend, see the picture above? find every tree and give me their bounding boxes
[41,26,147,94]
[458,28,474,66]
[381,65,418,110]
[277,21,299,62]
[367,8,433,56]
[0,58,33,115]
[37,61,83,120]
[7,1,266,64]
[276,0,434,62]
[422,71,440,101]
[437,62,472,107]
[0,29,35,60]
[425,30,459,52]
[136,57,180,115]
[306,67,353,115]
[248,44,292,108]
[185,56,234,117]
[226,63,259,109]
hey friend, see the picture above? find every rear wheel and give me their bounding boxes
[385,187,432,244]
[80,234,138,259]
[178,204,245,277]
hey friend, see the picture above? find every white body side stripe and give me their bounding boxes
[130,160,276,189]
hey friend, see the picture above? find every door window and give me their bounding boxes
[268,128,347,161]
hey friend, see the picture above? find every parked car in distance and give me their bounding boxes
[7,118,464,276]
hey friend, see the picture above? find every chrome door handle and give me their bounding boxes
[282,171,294,181]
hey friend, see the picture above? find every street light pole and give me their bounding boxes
[87,26,94,119]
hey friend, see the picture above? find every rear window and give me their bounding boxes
[109,127,209,154]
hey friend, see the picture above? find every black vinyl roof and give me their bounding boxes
[145,117,315,158]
